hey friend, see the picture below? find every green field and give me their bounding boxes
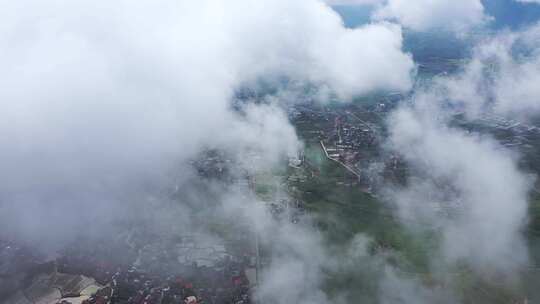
[283,138,540,303]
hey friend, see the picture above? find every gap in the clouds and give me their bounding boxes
[331,5,373,28]
[330,6,474,77]
[483,0,540,30]
[331,0,540,75]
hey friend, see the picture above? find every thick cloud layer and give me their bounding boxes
[4,1,539,302]
[0,2,419,302]
[0,0,414,242]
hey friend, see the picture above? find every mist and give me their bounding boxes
[2,1,540,304]
[381,20,540,294]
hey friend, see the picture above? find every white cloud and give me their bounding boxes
[0,2,416,301]
[0,0,414,248]
[381,20,540,284]
[388,101,531,274]
[372,0,489,32]
[325,0,489,32]
[382,24,540,275]
[432,22,540,119]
